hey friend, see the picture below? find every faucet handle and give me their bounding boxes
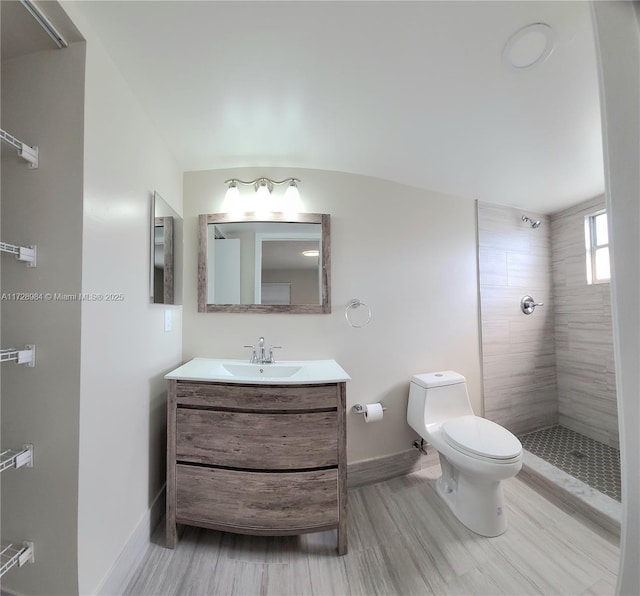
[243,344,258,363]
[268,346,282,363]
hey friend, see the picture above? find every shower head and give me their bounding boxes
[522,215,542,229]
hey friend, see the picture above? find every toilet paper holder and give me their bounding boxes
[352,403,387,414]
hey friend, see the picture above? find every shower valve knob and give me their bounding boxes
[521,295,543,315]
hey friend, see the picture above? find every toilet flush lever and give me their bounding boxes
[520,295,544,315]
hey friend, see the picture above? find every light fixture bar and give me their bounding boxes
[20,0,68,49]
[223,177,301,213]
[224,177,301,188]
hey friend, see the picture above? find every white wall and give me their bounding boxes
[591,2,640,595]
[59,4,184,594]
[183,167,482,463]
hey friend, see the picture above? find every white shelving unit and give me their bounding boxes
[0,129,38,169]
[0,543,34,579]
[0,445,34,473]
[1,113,40,590]
[0,345,36,367]
[0,0,67,584]
[0,344,36,579]
[0,242,37,268]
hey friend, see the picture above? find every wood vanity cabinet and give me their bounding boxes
[165,380,347,554]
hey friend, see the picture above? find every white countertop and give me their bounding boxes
[165,357,351,385]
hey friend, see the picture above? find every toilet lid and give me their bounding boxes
[442,416,522,460]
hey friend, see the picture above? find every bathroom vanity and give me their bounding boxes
[164,358,350,555]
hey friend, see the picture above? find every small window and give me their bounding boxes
[585,210,610,284]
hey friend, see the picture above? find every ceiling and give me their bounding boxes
[50,2,608,213]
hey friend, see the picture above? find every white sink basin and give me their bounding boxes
[165,358,351,385]
[222,362,302,378]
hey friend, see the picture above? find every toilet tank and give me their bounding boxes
[407,371,474,432]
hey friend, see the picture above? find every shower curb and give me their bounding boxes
[519,450,621,539]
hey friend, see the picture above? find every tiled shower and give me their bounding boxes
[477,198,619,499]
[551,196,618,448]
[477,202,557,435]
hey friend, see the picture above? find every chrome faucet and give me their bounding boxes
[243,337,281,364]
[257,337,266,363]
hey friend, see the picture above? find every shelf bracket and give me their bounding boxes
[0,542,34,578]
[0,445,34,474]
[0,345,36,367]
[0,129,38,169]
[18,143,38,169]
[0,242,37,267]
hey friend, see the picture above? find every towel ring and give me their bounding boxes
[345,299,372,328]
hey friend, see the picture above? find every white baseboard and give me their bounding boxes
[97,486,165,596]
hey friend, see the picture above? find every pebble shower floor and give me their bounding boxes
[519,425,621,501]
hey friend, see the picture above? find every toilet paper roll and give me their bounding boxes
[364,403,384,423]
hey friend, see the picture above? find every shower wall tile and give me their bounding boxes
[478,201,558,435]
[480,320,510,356]
[550,195,618,448]
[478,248,508,285]
[507,253,553,289]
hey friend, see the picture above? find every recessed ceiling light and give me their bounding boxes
[302,250,319,257]
[503,23,554,71]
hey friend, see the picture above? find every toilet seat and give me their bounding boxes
[442,415,522,461]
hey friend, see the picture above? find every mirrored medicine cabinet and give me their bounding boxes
[197,212,330,313]
[151,191,183,305]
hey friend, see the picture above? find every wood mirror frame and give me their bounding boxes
[198,212,331,313]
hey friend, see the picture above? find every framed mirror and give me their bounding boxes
[198,212,330,313]
[151,191,183,305]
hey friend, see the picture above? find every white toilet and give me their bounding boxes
[407,371,522,537]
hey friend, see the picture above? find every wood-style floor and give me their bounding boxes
[125,466,619,595]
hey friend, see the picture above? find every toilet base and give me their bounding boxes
[436,453,508,537]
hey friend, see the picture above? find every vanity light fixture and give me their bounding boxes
[223,177,302,212]
[224,177,301,195]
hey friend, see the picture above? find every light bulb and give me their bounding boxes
[223,181,241,213]
[283,179,302,213]
[255,182,271,202]
[252,179,272,214]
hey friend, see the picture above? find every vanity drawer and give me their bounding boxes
[176,465,339,531]
[176,409,338,469]
[175,382,337,411]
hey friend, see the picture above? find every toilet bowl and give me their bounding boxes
[407,371,522,537]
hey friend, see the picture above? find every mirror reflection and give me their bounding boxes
[151,192,183,305]
[209,222,321,305]
[198,213,330,313]
[154,216,174,304]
